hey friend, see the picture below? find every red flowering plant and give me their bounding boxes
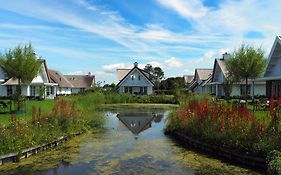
[166,96,276,156]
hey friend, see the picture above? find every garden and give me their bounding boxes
[165,94,281,174]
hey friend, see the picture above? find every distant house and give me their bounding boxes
[209,53,266,98]
[2,59,58,99]
[183,75,194,88]
[189,68,213,93]
[49,70,95,95]
[116,62,154,95]
[261,36,281,98]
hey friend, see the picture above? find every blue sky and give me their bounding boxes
[0,0,280,84]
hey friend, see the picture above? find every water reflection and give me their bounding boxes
[0,107,256,175]
[116,112,156,136]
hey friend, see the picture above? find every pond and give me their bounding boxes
[0,107,259,175]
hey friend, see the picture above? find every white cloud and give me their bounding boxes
[164,57,182,68]
[66,70,91,75]
[102,63,129,74]
[157,0,209,19]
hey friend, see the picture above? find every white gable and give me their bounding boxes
[118,68,153,87]
[264,36,281,77]
[212,61,225,83]
[31,62,49,84]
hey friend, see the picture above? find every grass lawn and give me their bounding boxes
[0,99,54,126]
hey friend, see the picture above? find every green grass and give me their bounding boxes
[0,100,54,126]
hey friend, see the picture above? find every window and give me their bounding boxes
[46,87,50,95]
[131,75,134,80]
[240,85,251,96]
[125,87,128,93]
[80,88,85,93]
[129,87,132,94]
[7,86,13,96]
[144,87,147,94]
[140,87,143,94]
[138,75,141,81]
[30,86,36,96]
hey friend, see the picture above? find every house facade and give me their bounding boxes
[116,62,154,95]
[262,36,281,98]
[189,68,213,93]
[209,53,266,98]
[2,59,58,99]
[49,70,95,95]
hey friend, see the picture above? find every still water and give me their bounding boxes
[0,107,258,175]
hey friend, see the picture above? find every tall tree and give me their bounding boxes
[153,67,164,81]
[0,43,42,110]
[143,64,164,83]
[225,44,266,101]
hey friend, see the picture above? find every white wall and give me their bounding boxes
[57,87,71,95]
[118,68,154,95]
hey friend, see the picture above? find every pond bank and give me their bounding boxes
[0,106,260,175]
[165,130,266,171]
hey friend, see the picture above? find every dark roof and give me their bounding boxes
[48,69,73,87]
[116,66,154,87]
[64,75,95,88]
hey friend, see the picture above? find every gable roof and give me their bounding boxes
[117,69,131,81]
[211,58,228,83]
[196,68,213,80]
[64,75,95,88]
[48,69,73,87]
[200,74,213,87]
[3,59,50,86]
[183,75,194,84]
[264,36,281,77]
[116,66,154,87]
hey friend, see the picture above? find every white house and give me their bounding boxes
[2,59,58,99]
[260,36,281,98]
[189,68,213,93]
[116,62,154,95]
[209,53,266,98]
[49,70,95,95]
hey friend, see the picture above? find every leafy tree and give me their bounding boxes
[225,44,266,100]
[154,67,164,81]
[143,64,164,84]
[144,64,154,74]
[0,43,42,110]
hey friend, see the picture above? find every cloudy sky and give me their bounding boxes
[0,0,280,84]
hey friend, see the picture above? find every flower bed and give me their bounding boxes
[165,97,281,161]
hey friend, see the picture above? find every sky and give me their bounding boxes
[0,0,280,84]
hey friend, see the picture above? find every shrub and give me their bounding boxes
[267,150,281,175]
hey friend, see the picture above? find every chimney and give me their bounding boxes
[134,62,138,67]
[222,52,230,60]
[88,72,91,76]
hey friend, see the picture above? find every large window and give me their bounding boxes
[46,87,50,95]
[7,86,13,96]
[144,87,147,94]
[30,86,36,96]
[240,85,251,96]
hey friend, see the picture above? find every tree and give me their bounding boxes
[225,44,266,101]
[153,67,164,81]
[0,43,42,110]
[143,64,164,83]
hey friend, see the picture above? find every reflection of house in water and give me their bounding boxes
[116,112,155,135]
